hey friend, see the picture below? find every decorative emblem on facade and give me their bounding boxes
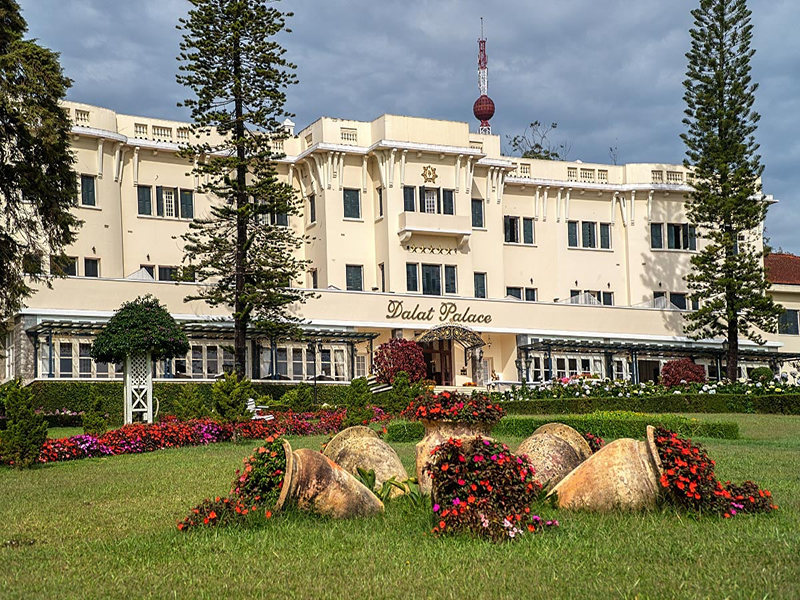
[421,165,438,183]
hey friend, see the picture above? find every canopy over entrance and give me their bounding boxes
[415,322,486,350]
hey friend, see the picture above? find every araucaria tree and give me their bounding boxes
[176,0,309,377]
[681,0,782,379]
[0,0,81,319]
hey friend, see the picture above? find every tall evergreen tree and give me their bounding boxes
[0,0,81,319]
[176,0,309,378]
[681,0,782,379]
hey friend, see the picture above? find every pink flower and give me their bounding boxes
[433,504,440,512]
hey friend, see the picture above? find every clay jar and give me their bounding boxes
[515,432,582,490]
[323,427,409,498]
[548,426,664,512]
[532,423,593,462]
[416,419,494,494]
[282,440,384,518]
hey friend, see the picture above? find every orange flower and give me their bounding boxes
[209,511,217,519]
[265,510,273,519]
[439,520,446,529]
[441,464,449,472]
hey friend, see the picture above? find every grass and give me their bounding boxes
[2,414,799,600]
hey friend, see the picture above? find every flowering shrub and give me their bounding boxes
[372,338,426,384]
[402,390,504,424]
[660,359,707,387]
[583,432,605,453]
[426,437,557,541]
[178,435,286,531]
[654,427,777,518]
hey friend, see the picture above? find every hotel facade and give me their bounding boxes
[4,100,800,387]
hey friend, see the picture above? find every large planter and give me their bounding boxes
[323,427,409,498]
[415,419,495,494]
[532,423,592,462]
[548,425,664,512]
[516,432,582,490]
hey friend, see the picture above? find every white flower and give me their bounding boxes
[709,389,716,395]
[673,390,681,395]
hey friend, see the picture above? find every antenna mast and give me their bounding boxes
[473,17,495,135]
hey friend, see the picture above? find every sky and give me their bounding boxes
[18,0,800,252]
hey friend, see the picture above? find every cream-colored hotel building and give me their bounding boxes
[4,101,800,387]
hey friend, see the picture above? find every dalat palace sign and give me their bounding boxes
[385,300,492,324]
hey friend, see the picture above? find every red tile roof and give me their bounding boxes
[765,253,800,285]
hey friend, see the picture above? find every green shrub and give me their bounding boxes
[0,381,48,468]
[384,419,424,443]
[279,383,315,412]
[341,378,375,428]
[376,371,421,415]
[212,373,254,423]
[82,389,107,437]
[170,383,211,421]
[749,366,775,384]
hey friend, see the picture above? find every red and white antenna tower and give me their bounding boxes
[473,17,495,135]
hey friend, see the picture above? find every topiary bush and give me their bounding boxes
[278,383,314,412]
[342,377,376,428]
[82,389,107,437]
[0,381,48,468]
[660,358,707,387]
[376,370,422,415]
[372,338,426,384]
[212,373,255,423]
[170,383,211,421]
[91,294,190,364]
[749,366,775,384]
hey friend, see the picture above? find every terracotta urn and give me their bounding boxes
[547,426,664,512]
[516,432,583,490]
[532,422,593,462]
[415,419,495,494]
[287,447,385,518]
[323,427,409,498]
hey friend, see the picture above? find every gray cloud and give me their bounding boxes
[20,0,800,251]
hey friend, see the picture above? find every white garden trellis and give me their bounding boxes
[124,352,153,424]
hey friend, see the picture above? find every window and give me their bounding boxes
[377,188,383,218]
[292,348,304,379]
[308,194,316,223]
[355,355,367,379]
[51,255,77,276]
[379,263,385,292]
[602,291,614,306]
[442,190,455,215]
[192,346,203,378]
[422,264,441,296]
[444,265,457,294]
[471,198,484,228]
[343,188,361,219]
[504,216,520,243]
[158,266,178,281]
[320,349,332,377]
[651,223,663,249]
[95,360,109,378]
[271,212,288,227]
[59,342,73,377]
[670,292,687,310]
[180,190,194,219]
[22,252,43,275]
[84,258,99,278]
[137,186,152,216]
[403,186,415,212]
[306,348,316,378]
[568,221,579,248]
[778,309,799,335]
[600,223,611,249]
[685,224,697,250]
[80,175,96,206]
[524,288,537,302]
[522,218,534,245]
[556,357,567,379]
[581,221,597,248]
[667,224,682,249]
[334,349,347,381]
[79,343,92,378]
[275,348,287,378]
[222,348,234,374]
[310,269,318,289]
[506,287,522,299]
[406,263,419,292]
[474,273,487,298]
[345,265,363,291]
[423,189,438,214]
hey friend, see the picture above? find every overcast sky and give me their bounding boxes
[19,0,800,252]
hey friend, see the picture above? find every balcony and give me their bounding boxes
[397,212,471,247]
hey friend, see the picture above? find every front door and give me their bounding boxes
[420,340,453,386]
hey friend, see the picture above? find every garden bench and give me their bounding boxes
[246,398,274,421]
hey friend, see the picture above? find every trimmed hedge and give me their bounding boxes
[384,412,739,443]
[497,394,800,416]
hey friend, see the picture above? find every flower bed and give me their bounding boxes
[178,435,287,531]
[32,409,348,465]
[653,428,777,518]
[402,390,504,424]
[426,437,558,541]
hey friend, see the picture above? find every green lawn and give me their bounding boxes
[2,415,799,600]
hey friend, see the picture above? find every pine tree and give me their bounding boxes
[0,381,48,468]
[176,0,309,377]
[681,0,782,380]
[0,0,81,319]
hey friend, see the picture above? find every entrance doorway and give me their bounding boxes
[420,340,453,386]
[638,359,661,383]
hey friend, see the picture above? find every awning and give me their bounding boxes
[415,322,486,350]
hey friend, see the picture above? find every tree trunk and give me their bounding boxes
[233,32,248,379]
[726,314,739,381]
